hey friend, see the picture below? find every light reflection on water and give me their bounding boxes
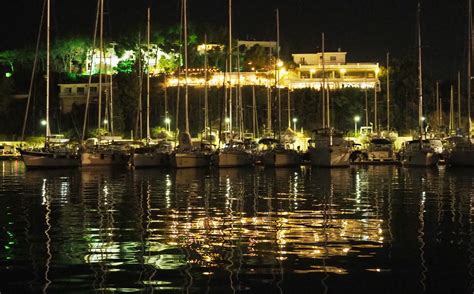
[0,161,472,293]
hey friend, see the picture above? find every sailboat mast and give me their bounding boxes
[46,0,51,138]
[204,34,209,136]
[458,71,462,129]
[450,85,455,133]
[109,50,114,135]
[417,1,424,137]
[175,2,183,138]
[327,86,331,128]
[22,0,46,141]
[146,6,151,140]
[237,42,243,136]
[374,81,378,132]
[386,52,390,131]
[267,86,272,132]
[252,81,257,137]
[469,0,472,130]
[184,0,189,133]
[365,83,368,126]
[81,0,100,142]
[99,0,104,133]
[138,32,143,139]
[228,0,233,133]
[276,9,281,136]
[436,81,440,128]
[322,32,327,128]
[287,86,291,129]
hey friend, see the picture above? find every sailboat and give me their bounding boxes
[308,33,351,167]
[445,0,474,166]
[400,2,441,167]
[360,54,397,163]
[170,0,209,168]
[261,9,301,168]
[213,0,253,167]
[131,7,171,168]
[19,0,81,169]
[81,0,130,167]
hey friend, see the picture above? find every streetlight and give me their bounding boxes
[40,119,47,126]
[354,115,361,137]
[164,117,171,132]
[292,117,298,131]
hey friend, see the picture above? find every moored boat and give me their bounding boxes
[399,139,441,167]
[213,141,253,167]
[20,145,80,169]
[170,132,209,168]
[81,139,131,167]
[444,136,474,166]
[131,141,172,168]
[308,128,351,167]
[353,136,397,164]
[19,2,79,169]
[259,138,300,167]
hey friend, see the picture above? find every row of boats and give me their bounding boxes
[17,128,474,169]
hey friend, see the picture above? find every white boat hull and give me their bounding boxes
[368,150,394,161]
[309,146,351,167]
[171,152,209,168]
[445,149,474,166]
[214,151,253,167]
[20,150,80,169]
[402,150,439,167]
[132,152,169,167]
[81,151,130,167]
[262,150,300,167]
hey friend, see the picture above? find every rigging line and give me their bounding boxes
[82,0,101,142]
[22,0,46,141]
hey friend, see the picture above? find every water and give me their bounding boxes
[0,161,472,293]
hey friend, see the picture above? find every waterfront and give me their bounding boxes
[0,161,472,293]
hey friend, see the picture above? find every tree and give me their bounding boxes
[52,37,89,75]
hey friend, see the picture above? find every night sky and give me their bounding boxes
[1,0,469,80]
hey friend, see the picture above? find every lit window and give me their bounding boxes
[300,71,310,79]
[330,56,336,61]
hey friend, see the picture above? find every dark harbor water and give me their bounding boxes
[0,161,473,293]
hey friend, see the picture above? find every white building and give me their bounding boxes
[58,83,110,113]
[290,51,380,89]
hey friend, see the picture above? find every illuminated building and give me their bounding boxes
[291,51,380,89]
[197,43,225,55]
[58,83,110,113]
[166,49,379,90]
